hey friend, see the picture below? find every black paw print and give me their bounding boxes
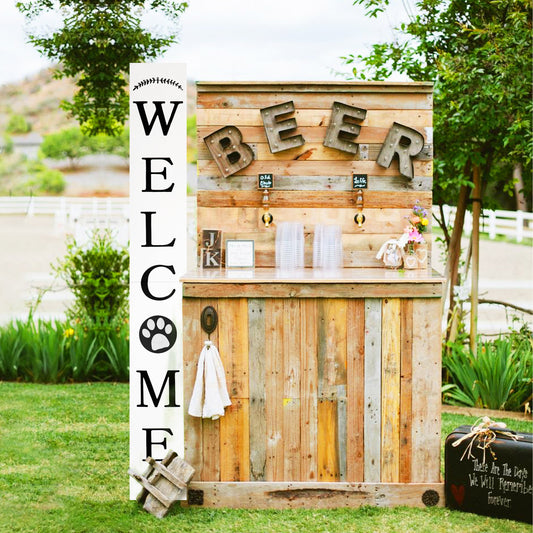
[139,315,177,354]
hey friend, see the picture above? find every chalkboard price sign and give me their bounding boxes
[258,173,274,189]
[353,174,368,189]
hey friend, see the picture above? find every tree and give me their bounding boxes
[40,127,94,167]
[17,1,188,136]
[342,0,532,346]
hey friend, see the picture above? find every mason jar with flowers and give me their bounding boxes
[402,201,429,269]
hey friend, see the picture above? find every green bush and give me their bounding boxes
[53,229,129,330]
[25,161,66,194]
[40,127,93,167]
[6,114,31,134]
[443,329,533,411]
[0,318,129,383]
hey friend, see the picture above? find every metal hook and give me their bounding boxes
[201,306,218,344]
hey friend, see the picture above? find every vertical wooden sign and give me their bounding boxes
[129,63,187,499]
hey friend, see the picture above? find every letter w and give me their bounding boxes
[133,101,183,136]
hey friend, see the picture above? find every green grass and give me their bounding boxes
[0,382,531,533]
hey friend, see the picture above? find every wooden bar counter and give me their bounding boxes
[181,267,445,508]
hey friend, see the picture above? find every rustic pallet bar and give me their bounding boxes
[182,81,444,508]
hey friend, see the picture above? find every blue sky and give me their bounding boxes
[0,0,412,85]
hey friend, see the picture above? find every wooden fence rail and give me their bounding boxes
[434,205,533,243]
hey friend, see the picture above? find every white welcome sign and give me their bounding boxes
[129,63,187,499]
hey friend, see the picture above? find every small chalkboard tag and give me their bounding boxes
[258,173,274,189]
[353,174,368,189]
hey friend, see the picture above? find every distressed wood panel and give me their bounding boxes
[186,481,444,509]
[346,299,365,482]
[197,108,432,129]
[182,298,204,475]
[197,141,433,162]
[411,298,442,483]
[400,298,413,483]
[198,125,431,144]
[197,207,424,236]
[220,398,250,481]
[198,159,433,178]
[197,190,432,209]
[283,299,301,481]
[183,282,444,300]
[198,175,433,192]
[300,299,318,481]
[197,91,433,110]
[197,81,433,94]
[265,299,285,481]
[381,298,401,483]
[248,298,266,481]
[364,298,382,482]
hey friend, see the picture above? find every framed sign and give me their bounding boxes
[258,173,274,189]
[353,173,368,189]
[226,240,255,268]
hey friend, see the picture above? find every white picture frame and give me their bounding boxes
[225,239,255,268]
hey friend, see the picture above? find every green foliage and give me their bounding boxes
[0,318,129,383]
[443,329,533,411]
[16,1,188,136]
[40,127,94,167]
[25,161,66,194]
[344,0,533,211]
[1,134,14,155]
[53,229,129,329]
[6,113,32,134]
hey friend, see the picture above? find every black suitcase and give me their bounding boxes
[445,423,532,523]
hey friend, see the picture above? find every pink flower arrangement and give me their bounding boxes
[404,201,429,245]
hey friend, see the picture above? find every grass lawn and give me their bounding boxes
[0,382,531,533]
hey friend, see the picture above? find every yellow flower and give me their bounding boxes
[421,218,429,226]
[64,327,75,338]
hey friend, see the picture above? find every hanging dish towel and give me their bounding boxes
[188,340,231,420]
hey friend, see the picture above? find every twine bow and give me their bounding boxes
[452,416,523,463]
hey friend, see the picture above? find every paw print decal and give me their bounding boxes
[139,315,177,354]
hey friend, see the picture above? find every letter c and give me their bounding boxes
[141,264,176,301]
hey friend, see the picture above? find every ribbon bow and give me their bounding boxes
[452,416,523,463]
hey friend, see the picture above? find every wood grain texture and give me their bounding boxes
[198,159,433,178]
[198,175,433,192]
[265,299,285,481]
[248,298,267,481]
[399,298,413,483]
[411,298,442,483]
[186,481,444,509]
[197,108,432,129]
[197,141,433,162]
[381,298,401,483]
[364,298,382,482]
[346,299,365,482]
[197,90,433,110]
[300,299,319,481]
[197,190,432,209]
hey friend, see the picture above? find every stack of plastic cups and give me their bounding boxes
[275,222,305,270]
[313,224,343,270]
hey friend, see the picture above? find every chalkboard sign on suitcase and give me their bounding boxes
[445,423,532,523]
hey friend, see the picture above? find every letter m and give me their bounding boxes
[133,101,183,136]
[136,370,180,407]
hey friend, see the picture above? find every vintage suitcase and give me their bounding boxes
[445,422,532,523]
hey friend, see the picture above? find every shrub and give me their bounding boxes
[40,127,93,167]
[443,330,533,411]
[25,161,66,194]
[6,114,32,134]
[53,229,129,330]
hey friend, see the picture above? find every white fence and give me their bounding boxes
[434,205,533,243]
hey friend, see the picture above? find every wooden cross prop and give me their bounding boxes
[129,451,195,518]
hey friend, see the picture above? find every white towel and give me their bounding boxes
[188,340,231,420]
